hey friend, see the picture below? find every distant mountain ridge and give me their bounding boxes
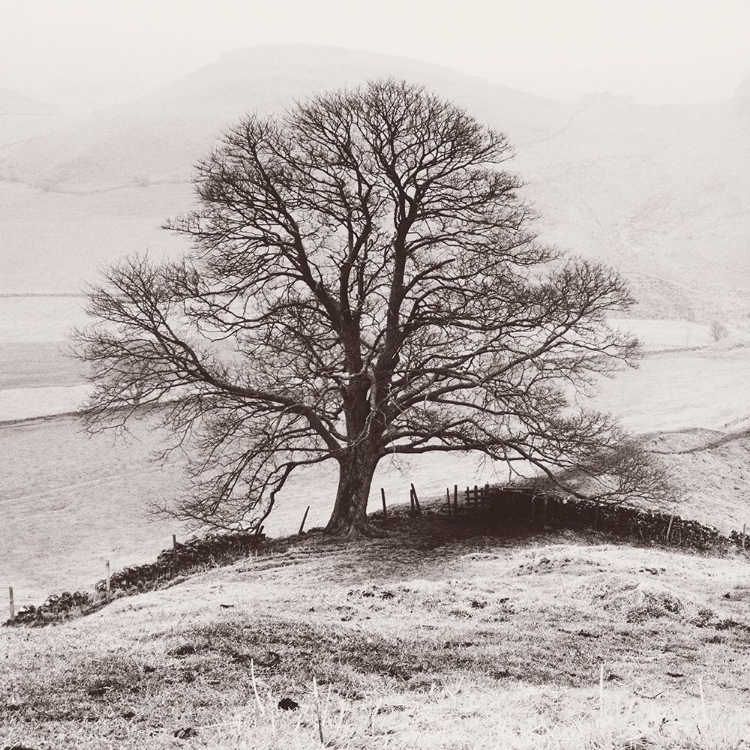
[0,46,571,189]
[0,45,748,321]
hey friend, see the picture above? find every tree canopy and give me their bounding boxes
[76,79,669,536]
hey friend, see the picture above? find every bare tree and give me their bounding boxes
[75,79,668,537]
[710,319,728,342]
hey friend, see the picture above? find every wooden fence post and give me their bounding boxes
[106,561,111,603]
[446,488,452,517]
[381,488,387,519]
[8,586,14,623]
[741,523,746,550]
[298,506,310,535]
[410,484,422,516]
[666,512,675,542]
[453,485,458,512]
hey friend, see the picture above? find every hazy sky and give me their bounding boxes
[2,0,750,108]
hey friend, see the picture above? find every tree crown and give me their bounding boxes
[76,79,671,532]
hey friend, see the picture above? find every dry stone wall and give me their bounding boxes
[6,531,263,627]
[484,488,735,551]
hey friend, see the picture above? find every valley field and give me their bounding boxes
[1,312,750,612]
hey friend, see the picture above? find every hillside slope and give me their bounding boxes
[0,87,70,147]
[2,518,750,749]
[645,428,750,530]
[0,45,748,319]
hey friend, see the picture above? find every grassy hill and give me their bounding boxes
[2,513,750,749]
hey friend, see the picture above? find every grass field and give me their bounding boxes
[594,347,750,434]
[0,295,88,343]
[1,515,750,748]
[0,296,90,419]
[0,341,82,389]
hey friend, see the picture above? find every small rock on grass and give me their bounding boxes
[169,643,197,657]
[173,727,198,739]
[278,698,299,711]
[86,684,114,697]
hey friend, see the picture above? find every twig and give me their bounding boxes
[633,689,665,700]
[322,683,333,735]
[370,700,381,734]
[250,659,265,715]
[313,676,325,745]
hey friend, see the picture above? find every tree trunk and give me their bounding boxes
[325,447,380,537]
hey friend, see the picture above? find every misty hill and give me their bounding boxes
[0,45,749,320]
[0,88,71,148]
[735,72,750,100]
[0,88,57,116]
[0,46,570,189]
